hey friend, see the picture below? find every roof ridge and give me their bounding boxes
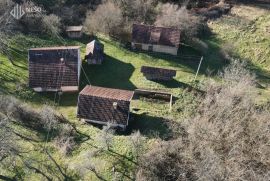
[80,85,134,101]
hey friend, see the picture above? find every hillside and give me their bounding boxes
[0,2,270,181]
[0,34,200,180]
[209,4,270,85]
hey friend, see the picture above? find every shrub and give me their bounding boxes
[137,60,270,180]
[220,42,237,61]
[95,124,115,151]
[188,38,209,54]
[130,131,144,161]
[155,3,209,40]
[136,139,197,181]
[115,0,158,24]
[0,113,18,161]
[0,0,13,15]
[84,2,124,37]
[42,14,62,37]
[0,96,77,142]
[54,124,76,155]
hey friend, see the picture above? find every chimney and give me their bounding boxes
[113,102,118,110]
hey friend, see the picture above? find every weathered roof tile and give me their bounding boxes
[132,24,180,47]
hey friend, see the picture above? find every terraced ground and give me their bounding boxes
[0,4,269,180]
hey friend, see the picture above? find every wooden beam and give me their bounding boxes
[169,94,173,112]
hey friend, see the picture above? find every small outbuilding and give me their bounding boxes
[77,85,134,129]
[85,40,104,65]
[141,66,176,81]
[28,46,81,92]
[66,26,83,38]
[132,24,180,55]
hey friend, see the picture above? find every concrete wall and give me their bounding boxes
[67,32,82,38]
[83,119,127,130]
[132,43,178,55]
[142,44,149,50]
[33,86,78,92]
[153,45,178,56]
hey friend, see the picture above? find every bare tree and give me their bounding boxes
[130,131,144,162]
[0,115,17,162]
[84,1,123,37]
[96,123,115,151]
[137,60,270,181]
[54,124,75,155]
[0,0,17,65]
[42,14,62,37]
[71,150,107,180]
[155,3,207,40]
[115,0,157,24]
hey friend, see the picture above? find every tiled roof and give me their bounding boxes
[30,46,80,51]
[77,86,134,125]
[132,24,180,47]
[141,66,176,77]
[66,26,83,32]
[80,86,134,101]
[28,47,80,90]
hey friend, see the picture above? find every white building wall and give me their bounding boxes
[142,44,149,51]
[153,45,178,55]
[132,43,178,55]
[67,32,82,38]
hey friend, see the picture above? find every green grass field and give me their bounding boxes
[0,4,269,180]
[0,33,202,180]
[209,5,270,84]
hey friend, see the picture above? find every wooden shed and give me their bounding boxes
[132,24,180,55]
[28,46,81,92]
[77,86,134,129]
[85,40,104,65]
[141,66,176,81]
[66,26,83,38]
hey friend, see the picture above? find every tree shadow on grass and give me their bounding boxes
[80,54,137,90]
[152,79,191,89]
[132,40,227,77]
[152,79,205,95]
[85,112,173,140]
[235,1,270,10]
[248,61,270,87]
[125,113,174,140]
[58,92,79,107]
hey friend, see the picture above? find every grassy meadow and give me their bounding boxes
[0,4,269,180]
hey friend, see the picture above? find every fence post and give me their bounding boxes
[194,56,203,82]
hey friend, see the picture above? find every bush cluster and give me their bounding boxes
[136,60,270,180]
[0,96,77,155]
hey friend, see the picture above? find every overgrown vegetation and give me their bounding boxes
[0,0,269,180]
[137,60,270,180]
[155,3,208,40]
